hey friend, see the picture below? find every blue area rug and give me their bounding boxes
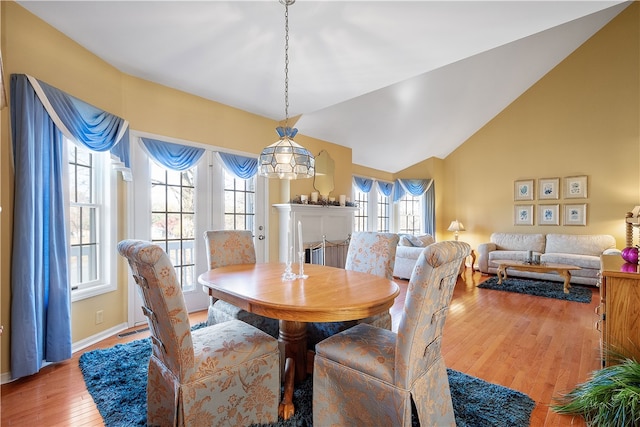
[80,327,535,427]
[478,276,592,303]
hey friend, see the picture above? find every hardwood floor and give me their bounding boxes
[1,268,597,426]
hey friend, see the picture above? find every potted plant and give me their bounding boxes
[552,351,640,426]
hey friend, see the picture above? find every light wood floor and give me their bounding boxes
[1,268,597,426]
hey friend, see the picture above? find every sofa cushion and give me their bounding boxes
[545,234,616,257]
[399,234,434,247]
[541,253,600,270]
[490,233,546,253]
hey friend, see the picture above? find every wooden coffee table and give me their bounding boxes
[494,260,581,294]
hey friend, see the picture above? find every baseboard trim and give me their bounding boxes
[72,322,129,354]
[1,322,129,384]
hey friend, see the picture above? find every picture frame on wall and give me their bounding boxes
[564,175,587,199]
[564,203,587,226]
[538,204,559,225]
[514,179,534,201]
[514,205,534,226]
[538,178,559,200]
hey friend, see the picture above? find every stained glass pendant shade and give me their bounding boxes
[259,126,315,179]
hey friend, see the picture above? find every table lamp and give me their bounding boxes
[447,220,466,241]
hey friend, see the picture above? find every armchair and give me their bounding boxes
[313,240,470,426]
[118,239,280,426]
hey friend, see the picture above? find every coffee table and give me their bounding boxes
[494,260,581,294]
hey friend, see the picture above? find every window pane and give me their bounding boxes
[150,161,197,291]
[223,170,255,232]
[151,184,166,211]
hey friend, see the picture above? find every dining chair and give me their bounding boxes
[306,231,400,348]
[313,240,471,426]
[204,230,279,338]
[118,239,281,426]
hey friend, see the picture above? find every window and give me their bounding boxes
[150,162,197,292]
[224,169,255,231]
[353,189,368,232]
[398,194,422,235]
[68,140,116,300]
[377,193,390,232]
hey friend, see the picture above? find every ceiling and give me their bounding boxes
[17,1,631,173]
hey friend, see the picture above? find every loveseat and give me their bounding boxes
[477,233,619,286]
[393,234,435,279]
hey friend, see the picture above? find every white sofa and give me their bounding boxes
[477,233,619,286]
[393,234,435,279]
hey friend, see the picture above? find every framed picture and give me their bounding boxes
[564,176,587,199]
[514,205,534,226]
[564,203,587,226]
[538,204,559,225]
[538,178,559,200]
[514,179,534,201]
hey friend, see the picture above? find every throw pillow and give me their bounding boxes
[405,235,425,247]
[417,234,435,246]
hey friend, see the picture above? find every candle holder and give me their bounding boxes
[282,247,297,281]
[297,251,308,279]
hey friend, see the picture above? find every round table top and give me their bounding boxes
[198,263,400,322]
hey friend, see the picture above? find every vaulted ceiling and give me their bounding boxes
[17,1,631,173]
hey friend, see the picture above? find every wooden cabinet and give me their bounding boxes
[599,255,640,367]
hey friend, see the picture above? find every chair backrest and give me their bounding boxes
[344,232,400,279]
[204,230,256,269]
[394,240,470,388]
[117,239,195,381]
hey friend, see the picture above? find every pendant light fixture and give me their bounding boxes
[258,0,315,180]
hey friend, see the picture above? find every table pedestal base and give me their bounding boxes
[278,320,308,420]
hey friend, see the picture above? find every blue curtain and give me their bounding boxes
[10,75,72,379]
[393,178,435,235]
[28,75,131,180]
[218,152,258,179]
[140,137,205,171]
[353,176,374,193]
[377,181,393,197]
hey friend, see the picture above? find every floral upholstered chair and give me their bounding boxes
[307,232,400,348]
[118,239,280,426]
[313,240,471,426]
[204,230,279,338]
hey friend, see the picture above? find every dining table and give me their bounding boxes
[198,262,400,419]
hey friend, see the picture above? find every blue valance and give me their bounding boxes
[377,181,394,197]
[218,152,258,179]
[353,176,374,193]
[393,178,433,202]
[140,137,205,171]
[27,75,131,180]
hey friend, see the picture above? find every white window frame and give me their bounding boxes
[68,141,117,302]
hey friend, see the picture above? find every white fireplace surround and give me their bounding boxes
[273,204,358,264]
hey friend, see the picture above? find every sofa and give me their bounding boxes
[393,234,435,279]
[477,233,619,286]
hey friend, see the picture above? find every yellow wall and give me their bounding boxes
[441,3,639,253]
[0,1,352,375]
[1,1,638,378]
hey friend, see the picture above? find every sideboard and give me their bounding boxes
[598,255,640,367]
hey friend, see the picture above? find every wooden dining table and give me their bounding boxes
[198,262,399,419]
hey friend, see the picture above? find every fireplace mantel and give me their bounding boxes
[273,204,358,263]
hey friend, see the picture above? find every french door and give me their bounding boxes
[128,133,268,326]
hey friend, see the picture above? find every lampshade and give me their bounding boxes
[447,220,466,232]
[259,127,315,179]
[257,0,314,180]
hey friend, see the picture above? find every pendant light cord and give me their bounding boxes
[283,0,291,131]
